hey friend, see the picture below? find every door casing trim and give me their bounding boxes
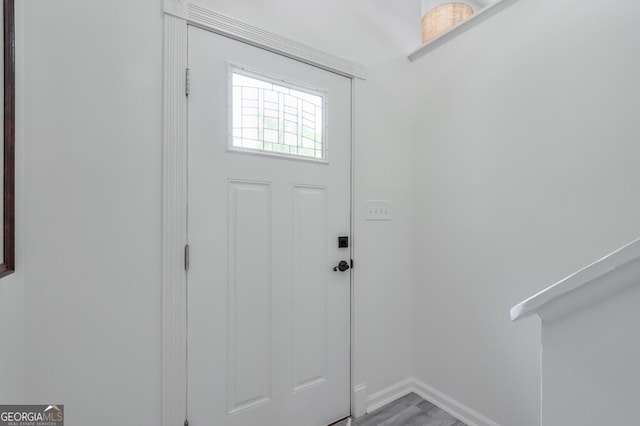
[162,12,188,426]
[161,4,364,425]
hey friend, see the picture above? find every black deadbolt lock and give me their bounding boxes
[338,236,349,248]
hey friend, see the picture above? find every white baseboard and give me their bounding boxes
[352,383,368,418]
[364,378,499,426]
[366,378,415,413]
[411,378,500,426]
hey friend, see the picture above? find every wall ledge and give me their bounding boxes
[511,237,640,323]
[408,0,519,62]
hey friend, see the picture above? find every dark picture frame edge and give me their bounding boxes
[0,0,15,278]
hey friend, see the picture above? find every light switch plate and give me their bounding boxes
[366,200,391,221]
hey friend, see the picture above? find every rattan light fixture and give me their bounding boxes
[422,1,474,44]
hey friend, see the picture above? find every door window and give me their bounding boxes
[230,67,326,160]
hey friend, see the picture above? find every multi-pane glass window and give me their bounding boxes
[231,69,325,160]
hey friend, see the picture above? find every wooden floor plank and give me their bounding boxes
[330,393,467,426]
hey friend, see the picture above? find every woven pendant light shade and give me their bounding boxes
[422,3,473,44]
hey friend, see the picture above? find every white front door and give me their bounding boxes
[187,26,352,426]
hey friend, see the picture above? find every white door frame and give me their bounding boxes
[161,2,365,425]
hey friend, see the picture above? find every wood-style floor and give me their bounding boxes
[330,393,467,426]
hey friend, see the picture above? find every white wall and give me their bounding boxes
[20,0,163,423]
[352,60,416,399]
[411,0,640,423]
[0,210,24,404]
[191,0,418,67]
[542,279,640,425]
[0,276,23,403]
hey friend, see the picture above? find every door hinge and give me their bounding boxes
[184,244,190,271]
[185,68,190,97]
[184,419,189,426]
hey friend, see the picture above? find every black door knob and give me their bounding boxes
[333,260,350,272]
